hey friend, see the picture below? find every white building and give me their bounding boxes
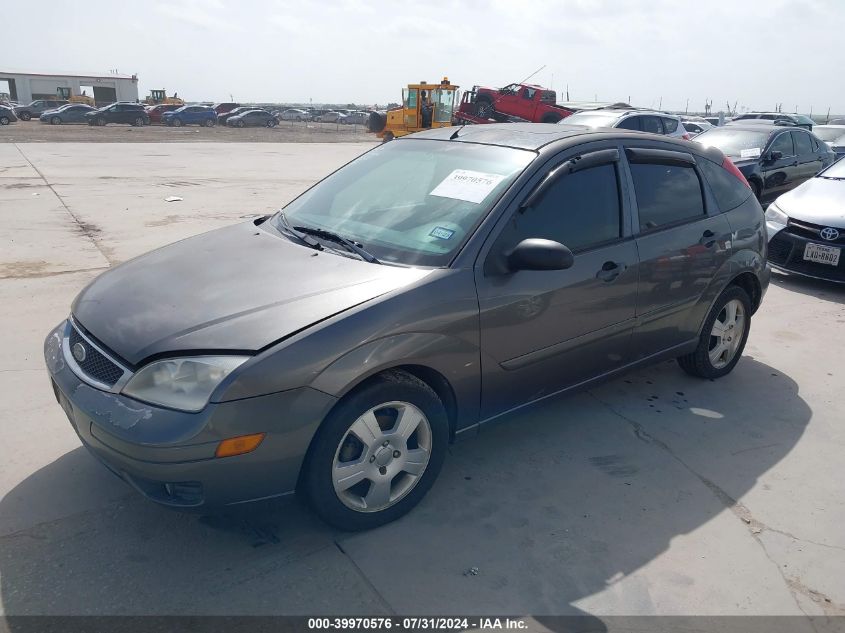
[0,70,140,105]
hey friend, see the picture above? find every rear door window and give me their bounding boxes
[698,158,752,212]
[640,117,663,134]
[630,162,706,231]
[792,131,813,156]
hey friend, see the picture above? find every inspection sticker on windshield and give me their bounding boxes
[430,169,506,204]
[740,147,762,158]
[429,226,455,240]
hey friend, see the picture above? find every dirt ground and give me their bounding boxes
[0,119,374,143]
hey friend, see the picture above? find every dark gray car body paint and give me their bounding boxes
[47,123,770,508]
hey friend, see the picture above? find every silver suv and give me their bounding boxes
[560,108,690,139]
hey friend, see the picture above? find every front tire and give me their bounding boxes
[749,179,761,200]
[205,119,216,127]
[20,112,32,121]
[96,117,107,126]
[133,116,145,127]
[237,120,246,128]
[0,116,9,125]
[301,370,448,531]
[475,98,493,119]
[172,118,183,127]
[51,116,61,125]
[678,285,751,379]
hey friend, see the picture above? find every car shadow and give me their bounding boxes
[0,357,811,618]
[769,268,845,304]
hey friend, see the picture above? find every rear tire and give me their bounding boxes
[237,120,246,128]
[96,117,106,126]
[678,285,752,379]
[301,370,448,531]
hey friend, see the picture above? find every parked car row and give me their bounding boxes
[273,108,373,124]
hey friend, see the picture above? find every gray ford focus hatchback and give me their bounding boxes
[45,124,770,530]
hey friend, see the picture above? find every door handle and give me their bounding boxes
[596,261,625,282]
[790,161,798,167]
[700,229,717,247]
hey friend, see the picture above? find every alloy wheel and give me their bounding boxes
[332,401,432,513]
[708,299,746,369]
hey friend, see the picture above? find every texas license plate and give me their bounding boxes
[803,242,841,266]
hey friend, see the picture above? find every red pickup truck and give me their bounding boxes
[457,83,573,124]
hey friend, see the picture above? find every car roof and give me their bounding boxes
[406,123,711,153]
[408,123,592,150]
[712,123,786,134]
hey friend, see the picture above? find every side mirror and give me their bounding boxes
[507,239,574,272]
[768,150,783,161]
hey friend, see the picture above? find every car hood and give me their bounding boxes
[775,177,845,227]
[72,221,432,365]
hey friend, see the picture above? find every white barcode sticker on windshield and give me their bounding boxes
[430,169,506,204]
[740,147,762,158]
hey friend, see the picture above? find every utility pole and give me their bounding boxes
[566,84,569,101]
[659,96,662,110]
[685,98,689,114]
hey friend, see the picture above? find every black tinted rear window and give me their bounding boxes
[793,131,813,156]
[631,163,705,231]
[698,158,752,212]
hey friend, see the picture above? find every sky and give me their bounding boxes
[3,0,845,113]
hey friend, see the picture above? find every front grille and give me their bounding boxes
[68,326,124,387]
[770,233,845,282]
[787,219,845,244]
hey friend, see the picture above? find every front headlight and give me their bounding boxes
[122,356,249,412]
[765,202,789,228]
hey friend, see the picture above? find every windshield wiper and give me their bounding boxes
[277,212,323,250]
[293,225,381,264]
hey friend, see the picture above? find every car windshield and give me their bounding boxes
[813,127,845,142]
[558,111,621,128]
[276,139,535,267]
[819,159,845,179]
[794,115,815,125]
[694,129,771,158]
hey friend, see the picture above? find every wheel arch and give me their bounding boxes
[295,363,461,494]
[727,270,763,314]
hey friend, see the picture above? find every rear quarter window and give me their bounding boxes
[698,158,752,212]
[662,117,679,133]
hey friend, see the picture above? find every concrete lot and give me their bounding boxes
[0,142,843,621]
